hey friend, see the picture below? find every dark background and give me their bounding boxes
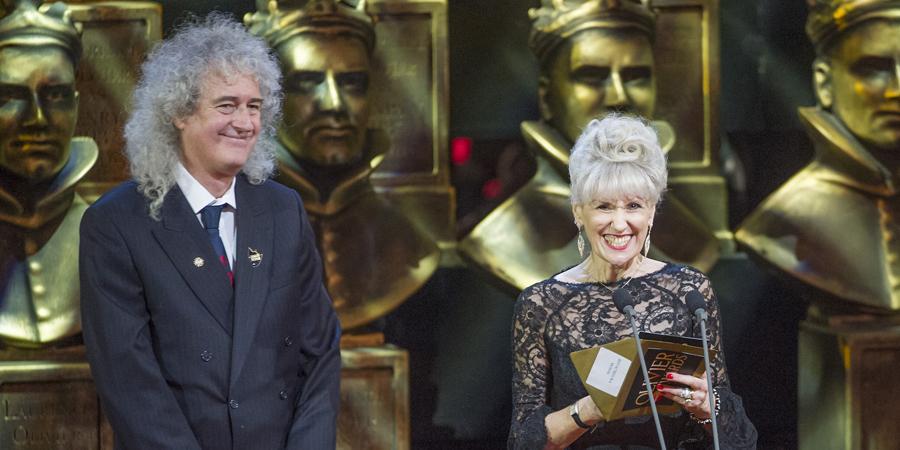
[154,1,817,448]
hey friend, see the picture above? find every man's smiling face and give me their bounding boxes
[174,73,263,181]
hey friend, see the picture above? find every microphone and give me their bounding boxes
[613,289,667,450]
[685,289,708,322]
[685,290,720,450]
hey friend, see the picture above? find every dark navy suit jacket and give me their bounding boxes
[80,176,340,449]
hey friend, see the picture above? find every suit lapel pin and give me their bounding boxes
[248,247,263,267]
[193,257,205,268]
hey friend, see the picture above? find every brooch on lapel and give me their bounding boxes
[248,247,263,268]
[193,257,205,268]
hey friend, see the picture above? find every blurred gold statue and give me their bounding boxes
[246,0,439,330]
[737,0,900,312]
[0,0,97,347]
[459,0,720,292]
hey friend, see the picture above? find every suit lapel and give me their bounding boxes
[152,186,234,335]
[229,177,274,390]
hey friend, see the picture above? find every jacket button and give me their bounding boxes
[283,336,293,347]
[279,390,289,400]
[228,399,239,409]
[200,350,212,362]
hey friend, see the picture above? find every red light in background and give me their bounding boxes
[482,178,502,199]
[451,137,473,165]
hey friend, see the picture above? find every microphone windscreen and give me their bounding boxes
[612,288,634,314]
[685,290,706,315]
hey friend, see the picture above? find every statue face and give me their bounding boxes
[0,46,77,183]
[541,28,656,143]
[277,34,371,166]
[818,19,900,152]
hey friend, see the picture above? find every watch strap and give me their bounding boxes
[569,401,591,429]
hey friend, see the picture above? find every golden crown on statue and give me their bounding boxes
[529,0,656,63]
[806,0,900,50]
[244,0,374,52]
[0,0,82,62]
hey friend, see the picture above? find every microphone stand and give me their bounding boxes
[695,307,721,450]
[625,309,667,450]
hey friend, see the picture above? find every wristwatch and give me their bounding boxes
[569,400,591,429]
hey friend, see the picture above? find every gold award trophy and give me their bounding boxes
[737,1,900,448]
[246,1,425,447]
[0,1,108,448]
[459,0,722,292]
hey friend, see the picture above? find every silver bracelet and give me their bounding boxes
[690,387,720,425]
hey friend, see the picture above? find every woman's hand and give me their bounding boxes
[657,371,713,419]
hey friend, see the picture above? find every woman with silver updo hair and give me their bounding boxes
[509,115,756,449]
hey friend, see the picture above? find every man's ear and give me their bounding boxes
[173,116,187,130]
[538,75,552,122]
[813,58,833,109]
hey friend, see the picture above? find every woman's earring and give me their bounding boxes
[643,224,652,256]
[577,224,586,259]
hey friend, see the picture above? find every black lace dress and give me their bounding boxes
[508,263,757,449]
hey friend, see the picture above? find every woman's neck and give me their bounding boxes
[583,254,644,284]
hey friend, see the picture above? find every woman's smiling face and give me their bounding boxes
[573,196,655,268]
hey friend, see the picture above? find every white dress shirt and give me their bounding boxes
[175,163,237,269]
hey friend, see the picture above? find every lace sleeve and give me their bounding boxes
[507,284,554,449]
[689,271,758,449]
[696,276,728,388]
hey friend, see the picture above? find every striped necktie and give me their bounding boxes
[199,204,234,285]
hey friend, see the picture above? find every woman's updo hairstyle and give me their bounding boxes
[568,114,667,206]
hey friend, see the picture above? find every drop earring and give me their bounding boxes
[643,223,652,256]
[577,224,586,259]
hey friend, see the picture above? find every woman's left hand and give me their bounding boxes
[657,371,713,419]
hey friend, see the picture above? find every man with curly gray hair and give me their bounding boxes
[79,12,340,449]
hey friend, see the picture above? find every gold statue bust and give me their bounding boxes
[0,0,97,347]
[458,0,719,291]
[246,0,439,330]
[737,0,900,312]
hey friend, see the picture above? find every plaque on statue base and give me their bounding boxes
[339,339,410,450]
[0,356,112,450]
[798,312,900,450]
